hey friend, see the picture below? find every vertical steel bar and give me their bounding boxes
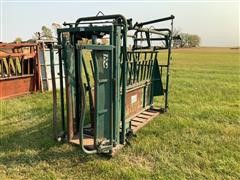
[62,36,73,142]
[74,34,81,136]
[164,19,173,111]
[92,35,98,147]
[90,60,95,75]
[79,46,97,154]
[58,32,65,132]
[49,43,58,140]
[36,45,42,92]
[120,20,128,145]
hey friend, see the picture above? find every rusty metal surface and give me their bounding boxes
[0,43,37,49]
[131,109,159,133]
[0,43,41,99]
[125,87,143,119]
[0,76,35,99]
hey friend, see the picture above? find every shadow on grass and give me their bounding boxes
[0,108,108,167]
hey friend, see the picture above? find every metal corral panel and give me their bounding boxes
[0,43,41,99]
[39,48,65,91]
[0,76,35,99]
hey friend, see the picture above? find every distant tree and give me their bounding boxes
[172,28,201,48]
[14,37,22,43]
[180,33,190,48]
[41,26,53,40]
[179,33,200,48]
[188,34,200,47]
[27,38,36,43]
[32,26,53,40]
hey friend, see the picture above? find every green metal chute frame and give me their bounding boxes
[50,14,174,155]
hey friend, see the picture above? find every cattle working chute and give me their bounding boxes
[49,13,174,155]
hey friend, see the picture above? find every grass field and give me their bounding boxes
[0,47,239,179]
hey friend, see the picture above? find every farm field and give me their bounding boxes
[0,47,239,179]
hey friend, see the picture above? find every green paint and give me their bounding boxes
[54,14,174,154]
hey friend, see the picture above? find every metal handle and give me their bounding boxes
[78,49,97,154]
[133,15,175,28]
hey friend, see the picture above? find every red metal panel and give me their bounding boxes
[125,88,143,118]
[0,43,42,99]
[0,76,35,99]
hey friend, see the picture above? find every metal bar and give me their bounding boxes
[75,14,127,26]
[126,61,129,85]
[133,56,137,83]
[144,52,147,60]
[159,65,168,67]
[90,60,94,75]
[78,44,114,51]
[82,55,95,129]
[28,58,30,74]
[64,20,114,25]
[109,29,114,150]
[149,60,153,79]
[145,32,151,48]
[58,32,65,132]
[49,43,58,140]
[78,48,97,154]
[134,15,174,27]
[92,50,98,149]
[0,74,34,80]
[74,34,81,139]
[128,61,133,84]
[58,26,113,33]
[134,38,167,41]
[140,61,144,81]
[62,37,73,142]
[154,28,171,33]
[36,44,43,92]
[143,61,147,80]
[164,19,173,111]
[135,28,167,36]
[160,66,162,78]
[0,58,3,77]
[136,61,141,82]
[8,58,10,77]
[146,60,151,79]
[126,80,152,93]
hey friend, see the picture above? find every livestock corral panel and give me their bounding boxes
[0,43,41,99]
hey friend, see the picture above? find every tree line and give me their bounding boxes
[172,29,201,48]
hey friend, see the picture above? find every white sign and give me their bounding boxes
[103,54,109,69]
[131,94,137,104]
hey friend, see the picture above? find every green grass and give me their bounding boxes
[0,47,239,179]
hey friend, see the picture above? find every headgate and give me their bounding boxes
[49,14,174,155]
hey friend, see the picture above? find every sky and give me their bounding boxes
[0,0,239,47]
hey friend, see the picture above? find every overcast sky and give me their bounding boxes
[0,1,239,47]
